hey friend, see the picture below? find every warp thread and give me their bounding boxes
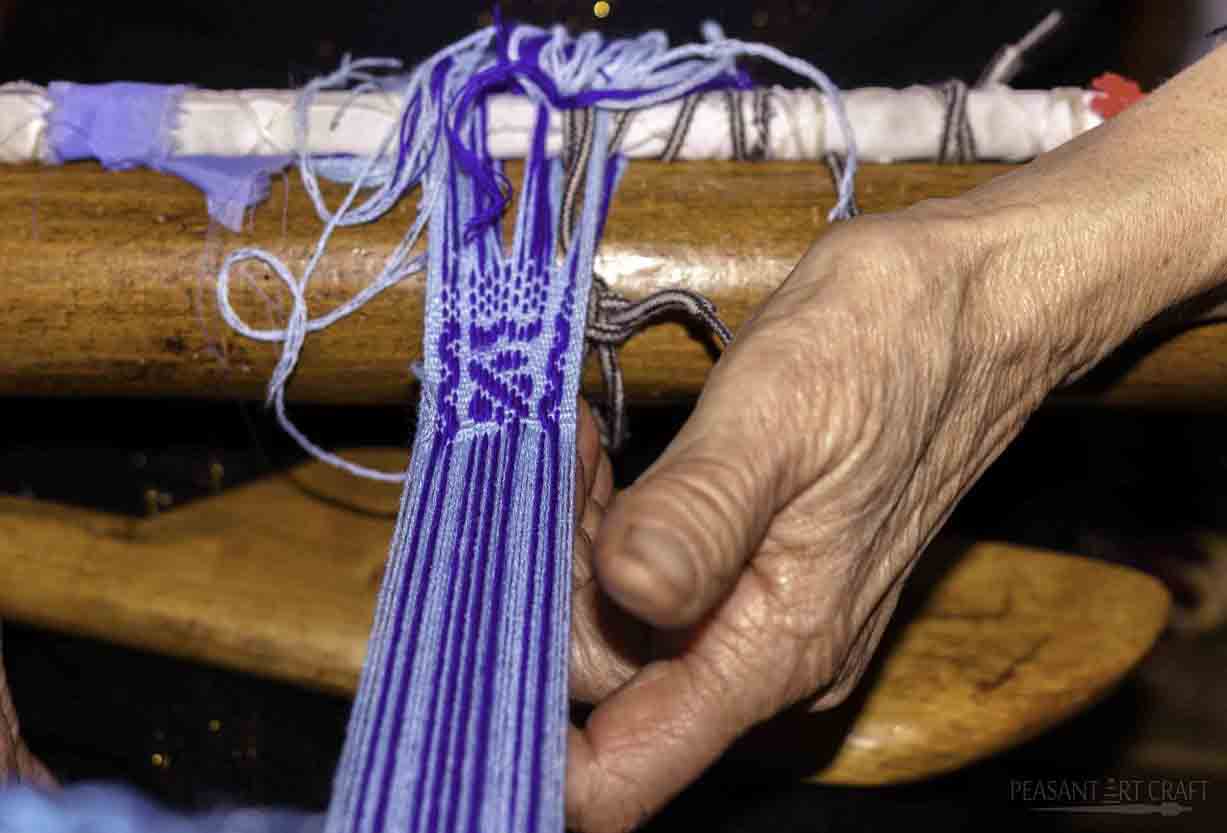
[585,276,733,450]
[561,105,734,451]
[0,11,1108,833]
[307,20,858,833]
[936,79,978,164]
[653,87,771,163]
[212,22,858,484]
[659,92,703,162]
[0,17,862,833]
[0,11,1114,833]
[936,9,1065,165]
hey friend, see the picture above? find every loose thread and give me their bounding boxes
[217,20,860,480]
[558,102,735,451]
[196,218,229,367]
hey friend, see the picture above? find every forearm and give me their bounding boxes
[947,43,1227,384]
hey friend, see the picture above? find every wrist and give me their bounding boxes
[877,196,1078,400]
[940,195,1115,390]
[946,46,1227,387]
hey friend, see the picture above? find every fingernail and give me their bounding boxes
[623,525,696,611]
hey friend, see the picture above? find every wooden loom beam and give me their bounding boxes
[0,161,1180,786]
[1,161,1225,406]
[0,450,1171,786]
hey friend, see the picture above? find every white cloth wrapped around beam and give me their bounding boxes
[0,82,1102,166]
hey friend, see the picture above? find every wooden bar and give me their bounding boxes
[0,452,1170,785]
[1,161,1225,406]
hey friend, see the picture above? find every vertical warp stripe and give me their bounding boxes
[315,27,794,833]
[362,438,461,832]
[425,434,491,832]
[528,424,562,831]
[441,429,503,831]
[466,419,520,831]
[334,431,435,827]
[396,438,482,833]
[509,432,547,829]
[349,435,448,833]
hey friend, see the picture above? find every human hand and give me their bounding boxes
[0,641,55,789]
[561,45,1227,831]
[565,204,1071,832]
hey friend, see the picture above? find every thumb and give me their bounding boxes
[594,372,788,629]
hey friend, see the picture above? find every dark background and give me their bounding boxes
[0,1,1146,90]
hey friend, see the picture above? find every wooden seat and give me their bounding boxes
[0,450,1169,785]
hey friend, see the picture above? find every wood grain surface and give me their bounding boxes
[0,450,1170,785]
[3,162,1225,406]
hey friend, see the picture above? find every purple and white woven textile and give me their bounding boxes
[0,17,859,833]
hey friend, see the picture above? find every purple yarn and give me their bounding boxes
[447,14,744,237]
[19,19,859,833]
[162,155,293,231]
[46,82,291,232]
[46,82,184,169]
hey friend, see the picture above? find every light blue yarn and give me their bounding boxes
[215,21,859,483]
[0,784,322,833]
[0,22,862,833]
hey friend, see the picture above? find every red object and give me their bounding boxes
[1090,73,1145,119]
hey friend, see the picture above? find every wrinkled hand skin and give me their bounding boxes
[564,205,1071,833]
[564,43,1227,830]
[0,641,56,789]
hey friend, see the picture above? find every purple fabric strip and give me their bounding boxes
[45,82,290,231]
[161,155,293,232]
[46,82,184,169]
